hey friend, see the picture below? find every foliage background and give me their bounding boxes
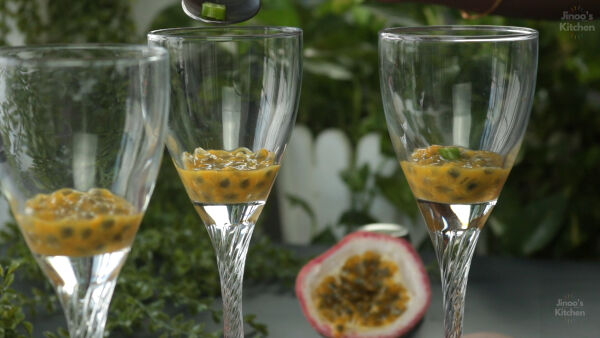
[146,0,600,258]
[0,0,599,336]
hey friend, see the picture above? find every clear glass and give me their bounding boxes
[0,45,169,337]
[148,26,302,338]
[379,26,538,338]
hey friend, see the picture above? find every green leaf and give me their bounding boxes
[375,169,418,220]
[438,147,461,161]
[285,193,317,234]
[521,193,568,255]
[490,189,569,256]
[23,321,33,335]
[311,227,337,245]
[340,164,370,193]
[245,314,268,336]
[338,209,377,232]
[304,60,353,81]
[148,4,196,32]
[250,0,301,27]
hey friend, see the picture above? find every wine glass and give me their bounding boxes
[379,26,538,337]
[0,45,169,337]
[148,27,302,337]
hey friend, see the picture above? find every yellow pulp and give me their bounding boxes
[313,251,410,336]
[176,147,279,204]
[401,145,509,204]
[15,188,142,257]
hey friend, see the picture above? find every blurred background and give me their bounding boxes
[1,0,600,258]
[0,0,598,336]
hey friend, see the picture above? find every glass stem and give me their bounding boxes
[206,222,255,338]
[429,228,480,338]
[56,280,117,338]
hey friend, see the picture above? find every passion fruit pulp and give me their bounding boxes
[296,232,431,338]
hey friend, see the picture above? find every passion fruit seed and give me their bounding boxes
[177,147,280,204]
[313,251,410,336]
[240,179,250,188]
[224,193,237,201]
[60,227,73,238]
[15,188,142,257]
[81,228,92,239]
[410,145,503,168]
[448,168,460,178]
[402,145,509,204]
[296,232,431,338]
[181,147,276,171]
[101,218,115,230]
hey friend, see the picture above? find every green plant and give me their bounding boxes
[1,0,599,335]
[0,157,302,337]
[256,0,430,239]
[241,0,600,258]
[0,1,304,336]
[0,261,32,338]
[485,18,600,258]
[0,0,135,45]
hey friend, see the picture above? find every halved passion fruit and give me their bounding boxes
[295,232,431,338]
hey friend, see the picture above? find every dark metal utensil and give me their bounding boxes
[182,0,261,24]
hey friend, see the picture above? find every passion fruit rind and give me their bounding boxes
[296,232,431,338]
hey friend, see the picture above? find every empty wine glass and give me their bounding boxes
[0,45,169,337]
[148,27,302,337]
[379,26,538,337]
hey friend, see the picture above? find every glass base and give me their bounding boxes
[430,228,480,338]
[35,248,129,338]
[197,202,264,338]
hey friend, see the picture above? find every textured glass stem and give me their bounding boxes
[429,228,480,338]
[56,280,117,338]
[206,222,255,338]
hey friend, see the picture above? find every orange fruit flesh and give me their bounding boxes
[313,251,410,336]
[401,145,509,204]
[15,188,142,257]
[176,147,279,204]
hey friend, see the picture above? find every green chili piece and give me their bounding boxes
[201,2,226,20]
[439,147,461,161]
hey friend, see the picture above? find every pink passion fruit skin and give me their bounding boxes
[295,231,431,338]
